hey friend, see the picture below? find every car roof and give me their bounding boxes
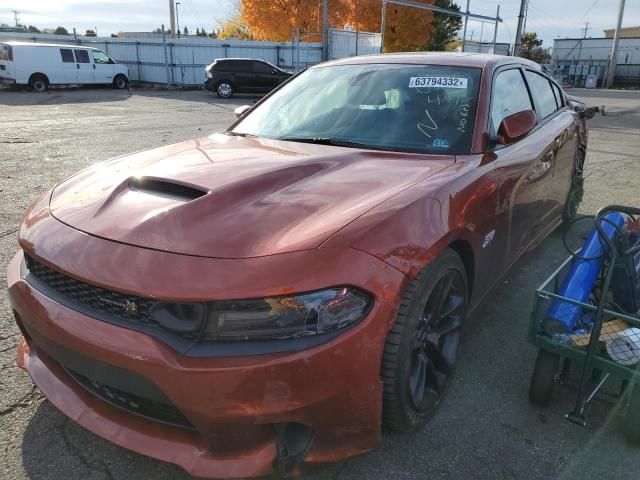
[3,41,98,50]
[319,52,542,71]
[215,58,267,62]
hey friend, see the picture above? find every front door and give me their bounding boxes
[252,61,279,92]
[489,67,557,262]
[91,50,116,84]
[74,49,94,84]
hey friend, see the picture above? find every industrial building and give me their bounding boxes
[551,28,640,88]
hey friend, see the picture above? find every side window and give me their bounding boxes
[490,69,533,134]
[60,48,74,63]
[220,61,239,72]
[524,71,558,119]
[74,49,90,64]
[92,50,111,64]
[253,61,272,73]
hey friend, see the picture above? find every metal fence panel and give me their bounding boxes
[0,32,323,86]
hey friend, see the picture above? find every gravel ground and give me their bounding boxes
[1,87,639,480]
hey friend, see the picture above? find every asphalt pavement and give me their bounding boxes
[1,86,639,480]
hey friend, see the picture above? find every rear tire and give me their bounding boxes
[113,75,128,89]
[382,249,468,432]
[216,81,234,98]
[529,349,560,406]
[29,74,48,93]
[625,386,640,445]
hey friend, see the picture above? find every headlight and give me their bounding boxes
[206,71,213,79]
[146,287,371,343]
[202,288,371,341]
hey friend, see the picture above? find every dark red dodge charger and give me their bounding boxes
[8,53,588,478]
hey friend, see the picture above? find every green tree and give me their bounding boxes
[54,26,69,35]
[196,27,200,35]
[183,26,189,35]
[85,29,97,37]
[27,25,41,33]
[520,32,551,64]
[425,0,462,51]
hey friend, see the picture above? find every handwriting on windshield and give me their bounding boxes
[417,108,438,138]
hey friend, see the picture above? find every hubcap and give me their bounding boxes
[218,83,232,97]
[34,81,45,92]
[408,271,465,412]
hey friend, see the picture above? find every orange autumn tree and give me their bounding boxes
[343,0,435,52]
[240,0,435,52]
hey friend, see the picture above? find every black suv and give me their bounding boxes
[204,58,292,98]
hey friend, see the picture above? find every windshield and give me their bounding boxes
[231,63,481,155]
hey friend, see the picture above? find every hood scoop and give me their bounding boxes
[128,177,208,202]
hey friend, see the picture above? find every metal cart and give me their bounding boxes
[528,205,640,443]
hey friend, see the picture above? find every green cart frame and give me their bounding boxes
[528,251,640,442]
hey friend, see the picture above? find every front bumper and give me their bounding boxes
[7,215,405,477]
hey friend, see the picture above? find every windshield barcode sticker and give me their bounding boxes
[409,76,468,88]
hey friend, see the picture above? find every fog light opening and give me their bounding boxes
[274,422,316,477]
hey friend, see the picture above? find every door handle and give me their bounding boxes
[92,64,96,69]
[76,64,79,69]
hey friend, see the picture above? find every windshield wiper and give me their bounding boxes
[279,137,399,151]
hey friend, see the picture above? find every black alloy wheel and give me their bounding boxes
[382,249,468,432]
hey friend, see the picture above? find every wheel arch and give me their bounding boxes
[29,72,49,83]
[448,238,475,300]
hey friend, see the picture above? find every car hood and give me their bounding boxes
[49,134,454,258]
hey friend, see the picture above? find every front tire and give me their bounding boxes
[382,249,468,432]
[113,74,128,89]
[562,149,585,225]
[29,74,48,93]
[216,81,234,98]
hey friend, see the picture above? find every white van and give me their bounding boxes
[0,42,129,92]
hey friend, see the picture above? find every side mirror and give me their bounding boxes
[234,105,251,119]
[496,109,537,145]
[579,106,599,119]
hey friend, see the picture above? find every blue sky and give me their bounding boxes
[1,0,638,47]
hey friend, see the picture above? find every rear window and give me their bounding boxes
[0,44,11,61]
[525,70,558,119]
[60,48,74,63]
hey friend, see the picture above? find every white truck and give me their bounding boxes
[0,41,129,92]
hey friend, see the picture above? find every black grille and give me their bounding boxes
[24,255,199,341]
[67,369,194,429]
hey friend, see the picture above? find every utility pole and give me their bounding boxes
[582,21,590,38]
[176,2,181,39]
[522,0,529,36]
[169,0,177,38]
[461,0,470,52]
[11,9,19,27]
[322,0,329,60]
[491,5,500,53]
[606,0,625,88]
[513,0,527,56]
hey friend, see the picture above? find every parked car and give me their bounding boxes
[0,41,129,92]
[204,57,292,98]
[8,53,590,478]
